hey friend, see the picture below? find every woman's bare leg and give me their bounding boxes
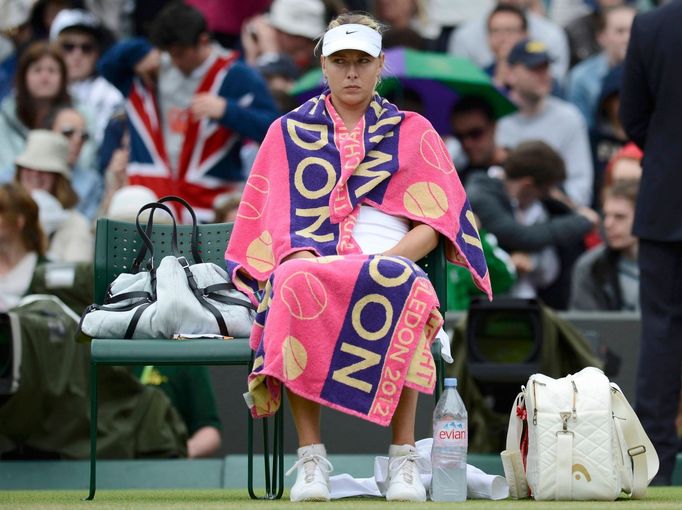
[390,387,418,445]
[287,388,322,447]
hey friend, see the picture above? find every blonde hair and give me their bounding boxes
[0,182,46,256]
[314,12,386,56]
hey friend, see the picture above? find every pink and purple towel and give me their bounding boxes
[226,92,491,425]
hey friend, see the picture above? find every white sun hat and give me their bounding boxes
[321,24,382,57]
[15,130,71,178]
[268,0,325,40]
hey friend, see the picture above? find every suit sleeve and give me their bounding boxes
[218,62,280,142]
[619,15,653,149]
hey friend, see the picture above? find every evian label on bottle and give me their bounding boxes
[434,419,467,447]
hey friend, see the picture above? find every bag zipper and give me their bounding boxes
[531,380,545,425]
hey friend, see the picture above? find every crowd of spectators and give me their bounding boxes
[0,0,675,463]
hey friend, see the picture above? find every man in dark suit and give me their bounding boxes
[620,0,682,485]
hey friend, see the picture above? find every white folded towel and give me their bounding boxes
[329,438,509,500]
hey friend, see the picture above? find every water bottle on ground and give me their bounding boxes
[431,377,467,501]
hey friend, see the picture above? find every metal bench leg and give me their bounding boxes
[247,411,256,499]
[85,361,98,500]
[262,416,272,495]
[273,405,284,499]
[435,354,445,403]
[247,406,285,500]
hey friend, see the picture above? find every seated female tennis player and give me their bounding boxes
[225,12,491,502]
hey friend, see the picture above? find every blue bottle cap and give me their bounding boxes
[444,377,457,387]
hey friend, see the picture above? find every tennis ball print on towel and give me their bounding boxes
[420,129,455,174]
[280,271,328,320]
[282,335,308,381]
[246,231,275,273]
[238,174,271,220]
[403,181,449,219]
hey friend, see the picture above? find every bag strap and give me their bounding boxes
[133,196,202,272]
[611,383,659,499]
[501,391,530,499]
[131,202,180,272]
[203,282,256,311]
[177,257,229,336]
[206,292,256,310]
[124,300,155,339]
[555,413,574,500]
[105,290,153,304]
[505,392,525,450]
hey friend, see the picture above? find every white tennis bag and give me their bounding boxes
[501,367,659,500]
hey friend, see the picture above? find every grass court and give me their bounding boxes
[2,487,682,510]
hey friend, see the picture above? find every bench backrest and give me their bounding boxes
[93,218,447,308]
[93,218,233,304]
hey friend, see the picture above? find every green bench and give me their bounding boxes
[86,219,284,500]
[86,218,447,500]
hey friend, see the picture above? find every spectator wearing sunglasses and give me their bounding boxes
[46,106,103,221]
[450,95,507,187]
[50,9,123,146]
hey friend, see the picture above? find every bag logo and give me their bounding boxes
[573,463,592,482]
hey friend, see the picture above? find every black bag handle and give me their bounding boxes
[131,202,179,272]
[156,196,202,263]
[132,196,203,272]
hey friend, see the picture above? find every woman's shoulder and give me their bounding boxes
[0,93,16,113]
[390,110,445,156]
[396,109,436,134]
[0,99,27,170]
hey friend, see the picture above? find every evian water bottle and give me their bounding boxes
[431,377,467,501]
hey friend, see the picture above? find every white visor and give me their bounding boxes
[322,24,382,57]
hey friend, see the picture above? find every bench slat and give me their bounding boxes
[91,338,252,364]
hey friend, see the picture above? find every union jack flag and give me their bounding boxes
[125,53,241,221]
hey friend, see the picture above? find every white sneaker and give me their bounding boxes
[287,443,333,502]
[386,444,427,502]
